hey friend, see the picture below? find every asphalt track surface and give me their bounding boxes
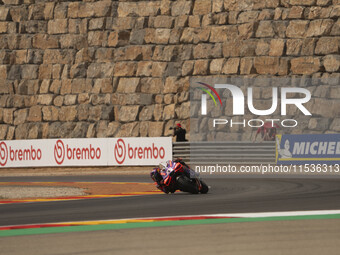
[2,219,340,255]
[1,175,340,226]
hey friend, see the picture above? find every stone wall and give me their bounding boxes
[0,0,339,140]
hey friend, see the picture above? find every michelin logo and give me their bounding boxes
[276,134,340,164]
[293,141,340,155]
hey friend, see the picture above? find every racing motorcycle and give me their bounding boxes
[150,159,209,194]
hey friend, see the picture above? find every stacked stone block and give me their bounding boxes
[0,0,338,140]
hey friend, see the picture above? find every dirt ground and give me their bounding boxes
[0,166,159,201]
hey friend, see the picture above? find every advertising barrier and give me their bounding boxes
[109,137,172,166]
[0,137,172,168]
[276,134,340,165]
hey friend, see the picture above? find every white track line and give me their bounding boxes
[207,210,340,218]
[1,210,340,228]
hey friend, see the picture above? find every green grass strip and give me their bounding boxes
[1,214,340,237]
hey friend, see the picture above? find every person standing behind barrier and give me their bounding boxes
[253,123,278,142]
[170,123,187,142]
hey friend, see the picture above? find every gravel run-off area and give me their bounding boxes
[0,186,86,199]
[0,167,155,200]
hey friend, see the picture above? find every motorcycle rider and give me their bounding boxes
[150,167,171,193]
[150,158,189,193]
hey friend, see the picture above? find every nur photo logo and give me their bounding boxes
[196,82,223,115]
[194,81,312,129]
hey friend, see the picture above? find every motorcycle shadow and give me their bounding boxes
[166,191,210,195]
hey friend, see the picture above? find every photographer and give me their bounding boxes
[253,122,279,142]
[170,123,187,142]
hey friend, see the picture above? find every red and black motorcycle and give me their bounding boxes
[151,160,209,194]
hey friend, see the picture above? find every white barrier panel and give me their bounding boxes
[108,137,172,166]
[0,139,51,168]
[0,137,172,168]
[0,138,108,168]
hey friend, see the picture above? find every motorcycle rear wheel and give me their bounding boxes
[176,175,199,194]
[200,180,209,194]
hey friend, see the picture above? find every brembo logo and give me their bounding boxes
[114,138,165,165]
[114,139,126,164]
[0,141,42,166]
[54,139,101,165]
[0,142,8,166]
[54,140,65,165]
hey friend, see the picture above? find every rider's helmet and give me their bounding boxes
[166,160,183,173]
[166,160,174,168]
